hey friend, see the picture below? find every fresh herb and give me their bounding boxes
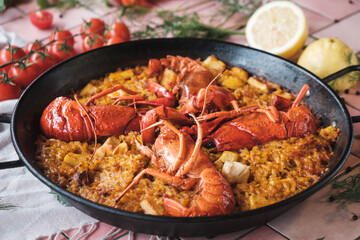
[36,0,79,10]
[36,0,51,9]
[343,52,360,85]
[54,0,80,10]
[348,71,360,85]
[215,0,261,27]
[356,50,360,64]
[0,0,13,11]
[36,0,97,12]
[0,203,18,210]
[330,173,360,203]
[316,238,325,240]
[50,190,72,207]
[355,135,360,140]
[101,0,112,8]
[122,5,153,19]
[345,51,353,64]
[125,0,261,41]
[132,11,245,40]
[0,196,18,210]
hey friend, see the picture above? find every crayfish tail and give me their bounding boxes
[163,197,192,217]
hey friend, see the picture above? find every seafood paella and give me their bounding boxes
[35,55,339,216]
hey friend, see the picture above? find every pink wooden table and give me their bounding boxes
[1,0,360,239]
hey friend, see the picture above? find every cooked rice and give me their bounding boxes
[34,56,339,215]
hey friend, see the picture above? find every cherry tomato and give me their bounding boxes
[24,40,44,54]
[106,36,125,46]
[48,43,76,61]
[0,45,26,73]
[119,0,147,6]
[29,10,53,30]
[0,81,22,101]
[49,30,75,47]
[82,35,104,51]
[105,22,130,42]
[8,62,41,89]
[29,51,58,72]
[80,18,105,39]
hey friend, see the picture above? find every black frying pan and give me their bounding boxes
[1,38,359,237]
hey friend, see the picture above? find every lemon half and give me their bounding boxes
[245,1,308,59]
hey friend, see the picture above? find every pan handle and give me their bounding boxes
[323,66,360,125]
[0,114,11,123]
[0,160,24,169]
[322,65,360,83]
[0,114,25,169]
[352,116,360,123]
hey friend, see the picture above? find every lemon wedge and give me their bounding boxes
[245,1,308,59]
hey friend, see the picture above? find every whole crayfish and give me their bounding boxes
[202,84,318,151]
[115,116,235,217]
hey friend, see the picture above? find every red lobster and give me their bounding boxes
[40,85,188,142]
[114,116,235,217]
[202,84,318,151]
[147,55,240,115]
[40,85,142,142]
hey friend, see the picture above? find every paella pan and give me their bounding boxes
[1,38,359,237]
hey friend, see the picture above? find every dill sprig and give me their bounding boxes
[36,0,98,13]
[0,203,18,210]
[331,173,360,203]
[124,0,260,40]
[344,51,360,85]
[217,0,261,16]
[0,196,18,210]
[356,50,360,64]
[50,190,71,207]
[131,11,245,40]
[54,0,80,10]
[215,0,261,27]
[122,5,154,19]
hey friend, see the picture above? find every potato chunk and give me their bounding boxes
[247,77,269,92]
[222,161,250,184]
[108,69,134,80]
[94,137,121,158]
[218,151,239,162]
[202,55,226,75]
[140,200,159,215]
[63,153,88,166]
[160,68,177,91]
[219,67,248,90]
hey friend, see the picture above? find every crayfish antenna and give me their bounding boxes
[112,95,144,105]
[85,85,138,106]
[200,70,226,117]
[140,120,166,132]
[256,106,280,123]
[292,84,310,108]
[196,104,259,121]
[176,113,202,177]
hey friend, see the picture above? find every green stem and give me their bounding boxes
[217,11,236,28]
[199,23,245,35]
